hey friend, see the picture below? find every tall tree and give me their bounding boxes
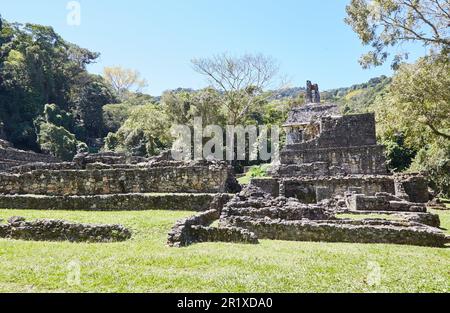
[103,66,148,100]
[104,104,171,156]
[161,88,226,127]
[376,55,450,143]
[0,18,101,150]
[192,53,280,126]
[70,73,115,139]
[345,0,450,68]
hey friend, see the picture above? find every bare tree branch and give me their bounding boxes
[192,53,279,125]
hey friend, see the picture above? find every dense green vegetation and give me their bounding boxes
[0,208,448,292]
[322,75,392,114]
[238,164,273,185]
[345,0,449,69]
[0,18,115,157]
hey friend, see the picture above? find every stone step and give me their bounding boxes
[0,159,23,171]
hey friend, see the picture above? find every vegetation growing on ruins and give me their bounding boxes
[0,208,448,292]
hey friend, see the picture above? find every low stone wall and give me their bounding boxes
[341,210,441,228]
[0,144,59,164]
[188,225,258,246]
[167,209,258,247]
[224,217,449,247]
[222,205,332,221]
[0,193,229,211]
[281,176,395,203]
[168,194,258,247]
[0,159,22,171]
[73,152,147,167]
[9,162,79,173]
[346,193,427,213]
[222,185,333,220]
[403,212,441,228]
[0,216,131,243]
[0,163,237,195]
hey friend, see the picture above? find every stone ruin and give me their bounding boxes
[0,143,240,243]
[168,85,449,248]
[0,149,240,212]
[305,80,321,104]
[0,85,448,247]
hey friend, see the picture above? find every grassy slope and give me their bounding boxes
[0,209,448,293]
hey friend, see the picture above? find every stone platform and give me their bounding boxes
[0,193,231,212]
[167,185,448,248]
[0,151,240,212]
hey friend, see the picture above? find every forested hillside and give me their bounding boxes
[322,76,391,113]
[0,18,115,159]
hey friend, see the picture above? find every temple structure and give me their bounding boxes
[253,82,427,204]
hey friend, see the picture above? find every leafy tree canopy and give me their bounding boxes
[0,17,114,153]
[345,0,450,68]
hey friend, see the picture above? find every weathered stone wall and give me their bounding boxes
[345,193,426,213]
[0,216,131,243]
[167,203,258,247]
[187,225,258,246]
[0,193,228,211]
[167,194,258,247]
[280,145,387,175]
[168,185,448,248]
[279,176,395,203]
[0,143,59,169]
[0,159,22,171]
[222,204,332,221]
[285,113,378,149]
[9,162,79,173]
[394,173,429,203]
[278,162,337,177]
[73,152,147,167]
[225,217,449,247]
[250,178,280,197]
[222,184,333,220]
[0,164,236,195]
[317,113,378,148]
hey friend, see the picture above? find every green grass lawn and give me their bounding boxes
[0,209,449,293]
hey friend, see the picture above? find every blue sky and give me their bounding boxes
[0,0,428,95]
